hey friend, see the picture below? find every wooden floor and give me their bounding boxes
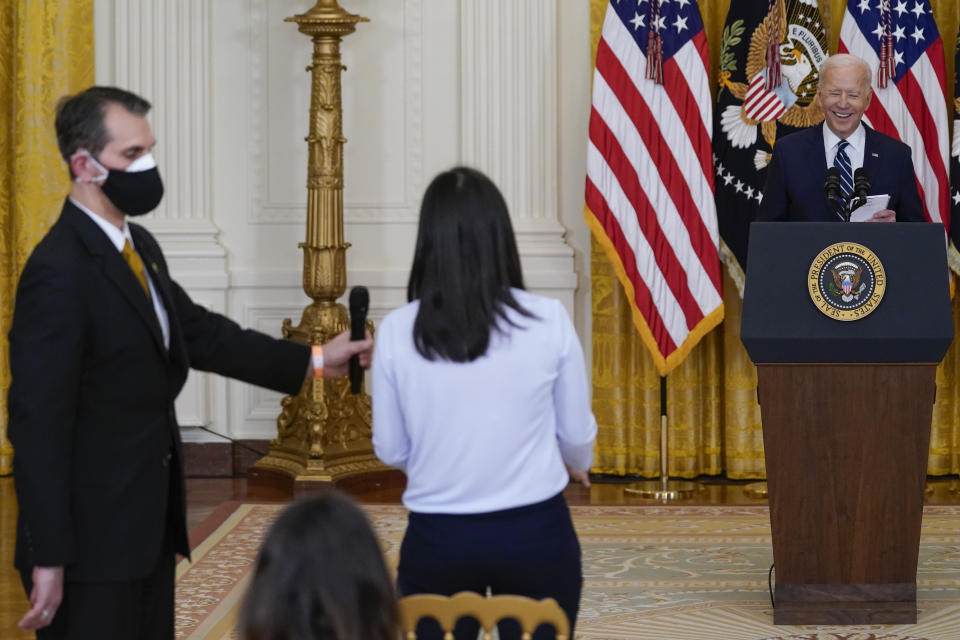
[2,474,960,638]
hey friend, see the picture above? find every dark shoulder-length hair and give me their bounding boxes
[239,492,398,640]
[407,166,534,362]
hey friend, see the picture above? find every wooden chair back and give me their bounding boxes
[398,591,570,640]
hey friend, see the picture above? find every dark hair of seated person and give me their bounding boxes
[239,491,398,640]
[407,166,535,363]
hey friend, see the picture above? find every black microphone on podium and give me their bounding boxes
[348,286,369,394]
[851,167,870,213]
[824,167,845,219]
[824,167,842,203]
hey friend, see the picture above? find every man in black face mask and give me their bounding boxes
[7,86,373,639]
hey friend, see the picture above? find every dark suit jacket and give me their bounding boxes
[8,199,309,582]
[756,124,925,223]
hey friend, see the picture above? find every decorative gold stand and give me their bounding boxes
[249,1,398,497]
[624,413,699,500]
[743,481,768,499]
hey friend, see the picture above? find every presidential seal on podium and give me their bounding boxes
[808,242,885,321]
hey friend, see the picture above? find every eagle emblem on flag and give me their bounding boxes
[718,0,826,163]
[714,0,830,288]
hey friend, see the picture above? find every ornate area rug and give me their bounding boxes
[175,504,960,640]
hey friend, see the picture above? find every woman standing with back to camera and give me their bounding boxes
[372,166,597,639]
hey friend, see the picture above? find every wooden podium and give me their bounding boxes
[742,222,953,625]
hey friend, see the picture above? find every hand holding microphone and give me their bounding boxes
[349,286,370,394]
[310,287,372,381]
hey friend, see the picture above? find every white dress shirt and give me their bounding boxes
[372,289,597,514]
[823,121,866,171]
[70,197,170,349]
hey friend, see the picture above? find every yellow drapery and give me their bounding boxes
[0,2,94,476]
[589,0,960,478]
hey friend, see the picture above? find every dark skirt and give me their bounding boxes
[397,491,582,640]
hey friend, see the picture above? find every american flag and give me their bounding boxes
[839,0,949,230]
[585,0,723,376]
[950,21,960,263]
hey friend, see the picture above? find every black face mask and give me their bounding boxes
[88,152,165,217]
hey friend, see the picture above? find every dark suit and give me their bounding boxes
[8,200,309,635]
[757,124,925,223]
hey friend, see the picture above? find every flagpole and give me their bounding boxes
[624,376,699,501]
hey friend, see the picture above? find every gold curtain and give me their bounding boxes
[0,2,94,476]
[590,0,960,478]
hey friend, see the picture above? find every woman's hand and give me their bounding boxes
[567,466,591,488]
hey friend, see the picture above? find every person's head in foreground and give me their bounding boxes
[240,492,397,640]
[407,165,533,362]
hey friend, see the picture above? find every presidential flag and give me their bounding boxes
[585,0,723,376]
[713,0,828,293]
[839,0,949,231]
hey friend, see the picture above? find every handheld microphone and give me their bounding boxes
[348,286,369,394]
[851,167,870,212]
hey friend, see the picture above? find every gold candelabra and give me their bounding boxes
[250,1,389,492]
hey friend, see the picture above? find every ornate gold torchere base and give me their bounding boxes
[248,449,403,499]
[254,0,375,498]
[248,300,396,498]
[624,479,700,500]
[743,481,768,499]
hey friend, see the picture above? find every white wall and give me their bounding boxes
[94,0,594,441]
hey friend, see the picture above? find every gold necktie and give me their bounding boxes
[122,239,151,299]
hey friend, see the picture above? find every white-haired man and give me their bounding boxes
[758,52,925,223]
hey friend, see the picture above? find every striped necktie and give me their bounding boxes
[122,238,152,299]
[833,139,854,217]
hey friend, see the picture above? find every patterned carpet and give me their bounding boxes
[174,504,960,640]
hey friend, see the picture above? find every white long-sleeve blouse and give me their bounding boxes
[372,289,597,514]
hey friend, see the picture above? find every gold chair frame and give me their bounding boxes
[399,591,570,640]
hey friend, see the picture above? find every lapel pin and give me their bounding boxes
[871,152,879,157]
[152,262,159,272]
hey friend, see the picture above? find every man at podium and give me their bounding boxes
[757,53,924,224]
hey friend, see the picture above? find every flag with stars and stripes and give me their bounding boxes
[585,0,723,376]
[950,22,960,267]
[840,0,949,233]
[712,0,829,295]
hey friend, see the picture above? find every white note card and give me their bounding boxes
[849,194,890,222]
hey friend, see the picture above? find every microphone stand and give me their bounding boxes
[825,166,869,222]
[623,376,699,501]
[829,193,867,222]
